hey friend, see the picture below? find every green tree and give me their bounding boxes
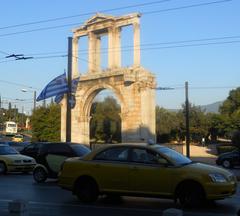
[156,106,182,143]
[31,104,61,142]
[220,87,240,116]
[180,103,209,143]
[218,87,240,138]
[90,96,121,143]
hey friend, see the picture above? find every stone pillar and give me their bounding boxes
[88,32,97,73]
[95,35,101,72]
[60,95,67,142]
[108,27,114,69]
[72,37,79,77]
[71,115,90,146]
[133,21,140,67]
[115,27,121,68]
[108,27,121,69]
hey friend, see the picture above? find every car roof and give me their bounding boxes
[84,143,165,160]
[0,144,9,147]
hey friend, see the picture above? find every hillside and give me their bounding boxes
[200,101,223,113]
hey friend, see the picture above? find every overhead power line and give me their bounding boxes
[1,34,239,62]
[0,79,39,90]
[0,50,9,55]
[0,0,173,30]
[0,22,83,38]
[21,35,240,57]
[143,0,233,15]
[0,39,239,64]
[0,0,233,38]
[156,85,238,91]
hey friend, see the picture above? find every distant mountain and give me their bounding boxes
[200,101,223,113]
[167,101,223,113]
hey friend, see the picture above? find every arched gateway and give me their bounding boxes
[61,13,156,145]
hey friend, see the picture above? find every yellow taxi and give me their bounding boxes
[0,144,36,174]
[58,144,237,206]
[12,134,24,142]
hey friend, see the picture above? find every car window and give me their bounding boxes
[24,144,36,151]
[131,148,168,164]
[70,144,91,156]
[94,147,129,162]
[47,144,73,156]
[0,146,18,155]
[155,147,192,166]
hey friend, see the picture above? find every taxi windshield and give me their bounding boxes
[155,147,192,166]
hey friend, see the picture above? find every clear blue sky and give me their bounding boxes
[0,0,239,113]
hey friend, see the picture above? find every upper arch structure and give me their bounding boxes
[61,13,156,145]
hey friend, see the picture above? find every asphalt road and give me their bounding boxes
[0,174,239,216]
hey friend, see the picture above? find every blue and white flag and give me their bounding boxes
[36,73,68,101]
[54,76,80,105]
[54,94,64,104]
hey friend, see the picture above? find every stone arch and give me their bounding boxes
[61,13,156,145]
[82,83,125,119]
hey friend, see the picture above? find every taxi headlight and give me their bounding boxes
[209,173,227,183]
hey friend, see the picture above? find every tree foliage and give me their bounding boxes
[90,96,121,143]
[31,104,61,142]
[156,106,182,142]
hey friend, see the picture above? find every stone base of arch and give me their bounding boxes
[61,67,156,146]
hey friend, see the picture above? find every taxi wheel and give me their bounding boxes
[176,182,205,208]
[33,167,47,183]
[76,179,99,203]
[0,162,7,174]
[222,159,232,169]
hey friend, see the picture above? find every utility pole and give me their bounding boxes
[66,37,72,142]
[185,81,190,158]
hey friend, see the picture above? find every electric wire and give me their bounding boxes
[0,0,233,38]
[21,35,240,57]
[0,79,39,90]
[0,0,173,30]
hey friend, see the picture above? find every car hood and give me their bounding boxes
[183,162,232,176]
[218,151,235,158]
[0,154,35,161]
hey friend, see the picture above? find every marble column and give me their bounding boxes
[95,35,101,72]
[88,32,97,73]
[72,37,79,77]
[108,27,114,69]
[115,27,121,68]
[133,22,140,67]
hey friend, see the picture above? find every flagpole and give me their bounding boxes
[66,37,72,142]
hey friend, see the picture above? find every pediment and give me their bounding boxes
[84,13,115,26]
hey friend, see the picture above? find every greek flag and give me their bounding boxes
[54,76,80,105]
[36,73,68,101]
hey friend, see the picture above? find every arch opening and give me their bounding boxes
[89,89,122,144]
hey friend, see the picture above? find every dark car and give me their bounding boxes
[20,142,91,183]
[8,141,30,152]
[216,148,240,169]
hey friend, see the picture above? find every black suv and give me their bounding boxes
[20,142,91,183]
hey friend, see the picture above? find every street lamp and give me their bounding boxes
[21,89,36,111]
